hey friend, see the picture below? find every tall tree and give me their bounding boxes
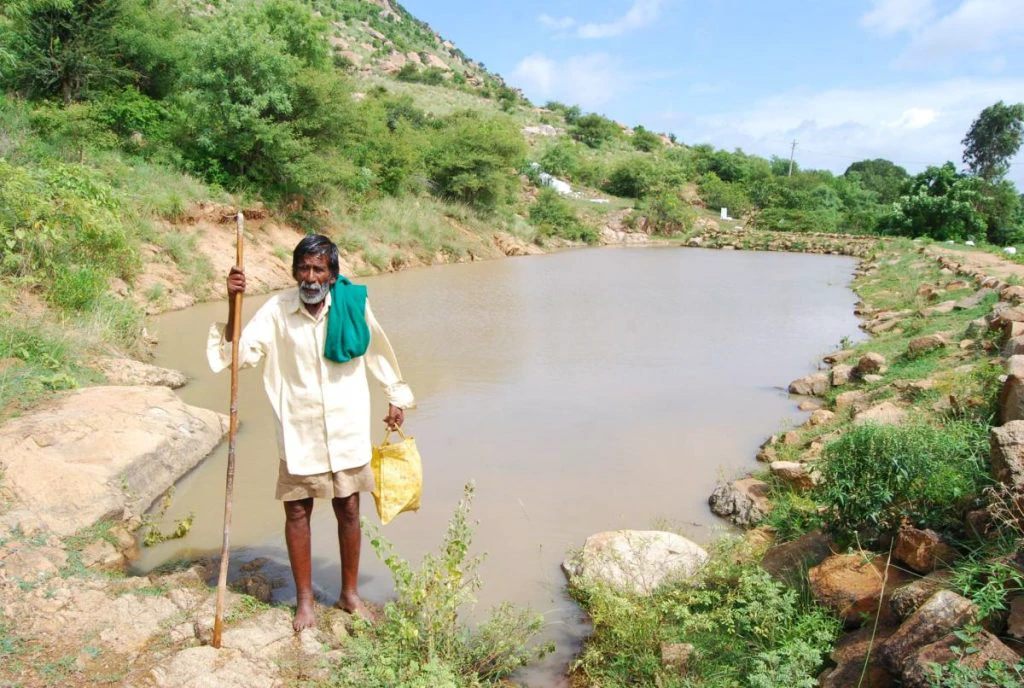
[962,100,1024,181]
[844,158,909,205]
[3,0,129,102]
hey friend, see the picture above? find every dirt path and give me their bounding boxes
[926,245,1024,282]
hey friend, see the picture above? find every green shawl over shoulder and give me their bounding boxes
[324,276,369,363]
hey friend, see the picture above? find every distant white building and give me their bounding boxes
[538,171,572,196]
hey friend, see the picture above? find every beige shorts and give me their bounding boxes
[275,460,376,501]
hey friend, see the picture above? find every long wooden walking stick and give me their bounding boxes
[213,212,245,648]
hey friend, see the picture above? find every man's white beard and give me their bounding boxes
[299,281,329,305]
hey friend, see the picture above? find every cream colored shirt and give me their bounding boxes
[207,290,414,476]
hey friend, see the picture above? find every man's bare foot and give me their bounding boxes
[335,592,377,623]
[293,596,316,632]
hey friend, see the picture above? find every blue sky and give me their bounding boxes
[400,0,1024,186]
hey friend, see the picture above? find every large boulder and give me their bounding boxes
[989,420,1024,487]
[708,478,771,527]
[0,386,227,536]
[769,461,817,491]
[831,364,854,387]
[890,571,954,619]
[809,553,911,628]
[854,401,909,426]
[760,530,833,584]
[562,530,708,596]
[999,356,1024,424]
[95,357,187,388]
[878,590,977,677]
[893,527,959,574]
[907,334,946,357]
[788,372,829,397]
[856,353,887,377]
[819,625,899,688]
[900,630,1018,688]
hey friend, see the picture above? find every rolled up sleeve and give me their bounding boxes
[364,301,416,409]
[206,309,271,373]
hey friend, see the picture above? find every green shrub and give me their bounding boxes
[49,266,107,310]
[754,207,841,233]
[815,420,990,543]
[697,172,752,216]
[572,542,840,687]
[0,159,138,289]
[637,190,696,235]
[878,163,987,241]
[331,484,551,686]
[570,113,620,149]
[539,141,582,180]
[603,157,657,198]
[427,110,525,211]
[528,189,596,243]
[630,125,662,152]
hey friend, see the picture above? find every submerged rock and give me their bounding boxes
[708,478,771,527]
[562,530,708,596]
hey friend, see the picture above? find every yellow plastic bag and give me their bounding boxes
[371,428,422,525]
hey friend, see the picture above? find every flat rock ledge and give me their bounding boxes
[0,385,227,536]
[562,530,708,596]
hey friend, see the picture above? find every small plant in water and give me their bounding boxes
[331,483,552,686]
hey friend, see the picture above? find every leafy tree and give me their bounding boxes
[697,172,751,216]
[539,140,581,180]
[976,178,1024,246]
[639,189,695,235]
[962,100,1024,181]
[173,4,351,199]
[604,157,657,198]
[2,0,130,102]
[877,162,986,240]
[844,158,908,204]
[427,110,525,211]
[631,125,662,152]
[570,113,620,149]
[529,188,595,242]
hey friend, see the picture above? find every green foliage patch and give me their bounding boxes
[331,484,551,686]
[815,420,990,544]
[572,541,840,687]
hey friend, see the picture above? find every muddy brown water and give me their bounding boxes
[138,246,863,685]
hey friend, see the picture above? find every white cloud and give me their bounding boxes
[896,0,1024,66]
[651,77,1024,186]
[861,0,936,35]
[537,13,575,31]
[862,0,1024,67]
[885,107,938,129]
[511,53,627,110]
[577,0,665,39]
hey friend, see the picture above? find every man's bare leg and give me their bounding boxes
[332,493,373,620]
[284,498,316,631]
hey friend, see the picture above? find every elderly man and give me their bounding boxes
[208,234,414,630]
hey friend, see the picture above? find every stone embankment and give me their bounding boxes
[707,246,1024,684]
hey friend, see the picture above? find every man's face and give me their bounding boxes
[294,253,335,305]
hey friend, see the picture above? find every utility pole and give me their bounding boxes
[788,139,797,177]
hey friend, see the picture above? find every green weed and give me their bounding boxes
[571,539,840,687]
[330,484,550,686]
[815,419,990,544]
